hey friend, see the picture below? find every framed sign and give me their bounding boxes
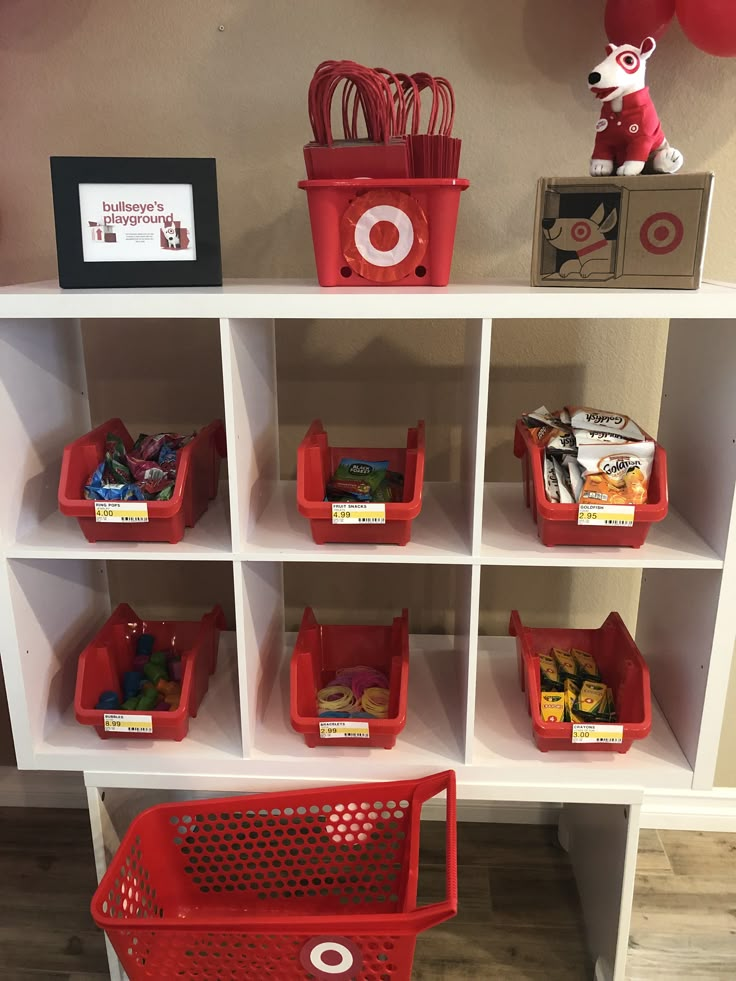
[50,157,222,288]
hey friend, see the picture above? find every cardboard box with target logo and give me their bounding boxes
[531,173,713,289]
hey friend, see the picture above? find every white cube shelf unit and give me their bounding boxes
[2,279,736,981]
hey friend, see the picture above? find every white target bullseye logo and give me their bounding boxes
[639,211,684,256]
[341,189,428,282]
[300,936,362,979]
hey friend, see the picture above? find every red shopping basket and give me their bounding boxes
[513,419,668,548]
[290,607,410,749]
[58,418,226,544]
[297,420,425,546]
[510,610,652,753]
[75,604,226,741]
[298,177,469,286]
[92,770,457,981]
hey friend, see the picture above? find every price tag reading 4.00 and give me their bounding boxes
[94,501,149,523]
[577,504,634,528]
[104,713,153,734]
[319,720,370,739]
[331,502,385,525]
[572,723,624,745]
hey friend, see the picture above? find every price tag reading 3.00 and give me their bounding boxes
[572,723,624,745]
[331,502,385,525]
[577,504,634,528]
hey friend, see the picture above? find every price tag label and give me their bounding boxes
[319,720,370,739]
[331,502,385,525]
[577,504,634,528]
[94,501,149,523]
[572,723,624,745]
[104,712,153,734]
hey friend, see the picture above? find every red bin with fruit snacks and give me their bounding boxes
[91,770,457,981]
[509,610,652,753]
[58,418,226,544]
[513,419,668,548]
[297,420,425,546]
[75,604,226,741]
[290,607,410,749]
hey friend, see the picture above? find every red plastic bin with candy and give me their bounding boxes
[290,607,410,748]
[75,603,226,741]
[58,417,226,543]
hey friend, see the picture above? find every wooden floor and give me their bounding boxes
[0,808,734,980]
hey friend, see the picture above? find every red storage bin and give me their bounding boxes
[75,604,226,741]
[92,770,457,981]
[509,610,652,753]
[298,177,469,286]
[58,418,226,543]
[513,419,668,548]
[290,607,410,749]
[297,420,425,546]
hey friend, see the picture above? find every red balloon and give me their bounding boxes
[605,0,676,46]
[677,0,736,57]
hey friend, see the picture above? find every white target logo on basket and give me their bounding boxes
[341,189,428,282]
[300,936,363,978]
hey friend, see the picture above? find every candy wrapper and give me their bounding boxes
[84,429,194,502]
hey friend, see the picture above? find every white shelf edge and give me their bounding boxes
[1,278,735,320]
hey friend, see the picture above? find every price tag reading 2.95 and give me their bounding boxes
[577,504,634,528]
[331,502,385,525]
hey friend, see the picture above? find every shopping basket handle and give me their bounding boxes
[404,769,457,933]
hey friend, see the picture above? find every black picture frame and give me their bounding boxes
[50,156,222,289]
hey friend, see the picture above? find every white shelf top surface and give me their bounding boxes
[482,483,723,569]
[31,635,693,797]
[1,278,735,320]
[243,480,471,563]
[7,480,720,570]
[33,632,243,773]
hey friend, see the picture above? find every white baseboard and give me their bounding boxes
[421,798,561,824]
[641,788,736,832]
[0,766,86,808]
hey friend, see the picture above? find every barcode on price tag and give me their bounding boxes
[572,723,624,745]
[331,502,385,525]
[319,720,370,739]
[94,501,149,523]
[578,504,634,528]
[104,713,153,734]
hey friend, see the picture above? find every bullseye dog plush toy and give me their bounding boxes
[588,36,683,178]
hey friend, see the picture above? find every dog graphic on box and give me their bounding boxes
[542,202,619,280]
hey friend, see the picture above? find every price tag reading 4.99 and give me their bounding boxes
[331,502,385,525]
[572,723,624,745]
[577,504,634,528]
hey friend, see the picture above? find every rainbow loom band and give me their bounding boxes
[316,684,356,713]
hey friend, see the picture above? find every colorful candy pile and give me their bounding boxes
[317,665,391,719]
[84,430,194,502]
[324,458,404,504]
[538,646,617,724]
[95,632,183,713]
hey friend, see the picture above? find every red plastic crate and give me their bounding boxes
[290,607,410,749]
[92,770,457,981]
[75,604,226,741]
[298,177,469,286]
[513,419,669,548]
[297,420,425,546]
[509,610,652,753]
[58,418,226,543]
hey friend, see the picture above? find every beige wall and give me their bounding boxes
[1,1,735,782]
